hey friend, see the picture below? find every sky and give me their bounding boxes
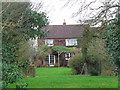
[41,0,80,25]
[30,0,106,25]
[30,0,81,25]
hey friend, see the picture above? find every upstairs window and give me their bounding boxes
[66,39,77,46]
[45,39,54,46]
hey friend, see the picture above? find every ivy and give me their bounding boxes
[105,14,120,68]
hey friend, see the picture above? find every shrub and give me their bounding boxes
[86,55,100,76]
[86,38,116,76]
[69,54,86,74]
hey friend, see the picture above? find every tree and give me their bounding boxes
[65,0,119,26]
[52,46,73,66]
[106,14,120,70]
[87,36,116,76]
[2,2,49,88]
[36,45,51,66]
[65,0,120,74]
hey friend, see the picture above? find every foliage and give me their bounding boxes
[17,41,37,78]
[52,46,71,66]
[23,10,49,39]
[65,0,120,78]
[52,46,76,66]
[86,38,115,76]
[2,64,23,88]
[52,46,76,53]
[87,38,102,75]
[52,46,70,52]
[81,28,99,75]
[16,41,35,62]
[81,26,95,61]
[105,14,120,69]
[2,2,49,88]
[81,26,116,76]
[69,54,85,74]
[37,45,51,59]
[69,47,77,52]
[34,45,51,66]
[9,68,118,88]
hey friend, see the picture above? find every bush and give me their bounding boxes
[85,53,100,76]
[69,54,86,74]
[86,38,116,76]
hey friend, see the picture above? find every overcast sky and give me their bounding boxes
[42,0,80,25]
[30,0,79,25]
[30,0,104,25]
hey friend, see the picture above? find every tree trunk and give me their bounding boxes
[58,52,62,67]
[58,52,60,67]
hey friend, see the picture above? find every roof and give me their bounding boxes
[43,25,84,39]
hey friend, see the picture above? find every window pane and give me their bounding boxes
[45,39,54,46]
[66,39,77,46]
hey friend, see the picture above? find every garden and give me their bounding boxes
[1,1,120,89]
[9,67,118,88]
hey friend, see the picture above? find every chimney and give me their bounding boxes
[63,19,66,25]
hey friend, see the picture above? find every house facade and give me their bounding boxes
[38,22,85,67]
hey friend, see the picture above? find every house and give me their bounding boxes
[37,21,85,67]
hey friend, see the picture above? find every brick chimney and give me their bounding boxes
[63,19,66,25]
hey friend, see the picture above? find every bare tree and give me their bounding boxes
[64,0,120,26]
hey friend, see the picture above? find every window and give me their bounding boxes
[45,39,54,46]
[65,53,71,60]
[58,40,64,43]
[45,54,56,65]
[66,39,77,46]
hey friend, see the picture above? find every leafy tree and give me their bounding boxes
[80,26,116,76]
[52,46,73,66]
[65,0,120,76]
[36,45,51,66]
[87,37,116,76]
[52,46,69,66]
[2,2,49,88]
[106,14,120,71]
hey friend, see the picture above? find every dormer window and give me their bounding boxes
[66,39,77,46]
[45,39,54,46]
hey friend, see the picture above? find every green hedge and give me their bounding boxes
[69,54,85,74]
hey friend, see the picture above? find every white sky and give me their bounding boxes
[41,0,79,25]
[30,0,80,25]
[30,0,117,25]
[30,0,81,25]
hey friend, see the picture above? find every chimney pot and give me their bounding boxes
[63,19,66,25]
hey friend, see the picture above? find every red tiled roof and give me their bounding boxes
[43,25,84,39]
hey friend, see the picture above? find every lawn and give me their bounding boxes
[9,67,118,88]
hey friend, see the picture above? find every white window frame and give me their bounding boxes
[66,39,77,46]
[47,54,56,66]
[65,53,71,60]
[45,39,54,46]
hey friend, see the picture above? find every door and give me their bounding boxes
[45,54,55,66]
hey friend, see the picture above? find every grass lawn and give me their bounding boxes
[9,67,118,88]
